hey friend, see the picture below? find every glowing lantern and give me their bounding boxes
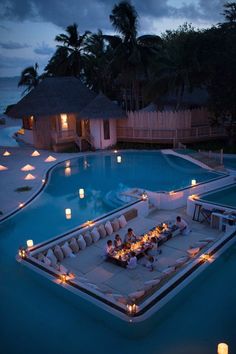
[191,179,197,186]
[26,239,34,248]
[65,167,71,176]
[0,165,8,171]
[31,150,40,157]
[21,164,35,171]
[19,202,24,208]
[44,155,56,162]
[117,156,122,163]
[114,150,118,154]
[65,208,72,219]
[65,160,70,167]
[217,343,228,354]
[24,173,36,180]
[127,303,137,315]
[79,188,85,199]
[60,274,67,283]
[141,191,148,201]
[18,248,26,259]
[3,150,11,156]
[42,179,45,183]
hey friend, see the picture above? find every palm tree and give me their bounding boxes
[108,1,162,110]
[55,23,90,77]
[222,2,236,23]
[18,63,40,94]
[44,47,70,77]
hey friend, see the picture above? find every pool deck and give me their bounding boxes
[60,207,224,297]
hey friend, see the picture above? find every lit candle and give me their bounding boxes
[117,156,122,163]
[217,343,228,354]
[65,208,72,219]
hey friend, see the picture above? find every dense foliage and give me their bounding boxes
[18,1,236,143]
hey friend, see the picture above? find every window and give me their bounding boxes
[60,114,68,130]
[23,115,34,130]
[103,119,110,140]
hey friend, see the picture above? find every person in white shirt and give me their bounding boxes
[124,228,137,243]
[114,234,123,249]
[126,252,137,269]
[175,216,190,235]
[104,240,114,257]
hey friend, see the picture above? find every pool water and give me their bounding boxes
[0,151,235,354]
[224,156,236,170]
[200,184,236,209]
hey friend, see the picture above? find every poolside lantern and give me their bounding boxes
[3,150,11,156]
[45,155,56,162]
[79,188,85,199]
[60,274,67,284]
[191,179,197,186]
[24,173,36,180]
[18,247,26,259]
[19,202,24,208]
[31,150,40,157]
[65,167,71,176]
[65,160,70,167]
[21,164,35,171]
[0,165,8,171]
[141,191,148,201]
[65,208,72,219]
[26,239,34,248]
[117,155,122,163]
[114,150,118,154]
[127,303,137,316]
[217,343,228,354]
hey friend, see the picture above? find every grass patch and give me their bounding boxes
[15,186,32,192]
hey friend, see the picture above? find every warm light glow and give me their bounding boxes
[218,343,228,354]
[45,155,56,162]
[65,208,72,219]
[141,192,148,201]
[127,303,137,315]
[191,179,197,186]
[3,150,11,156]
[18,248,26,259]
[189,194,199,200]
[169,191,175,196]
[42,179,45,183]
[24,173,36,180]
[60,114,68,130]
[31,150,40,157]
[60,274,67,283]
[0,165,8,171]
[114,150,118,153]
[19,202,24,208]
[21,164,35,171]
[79,188,85,199]
[117,156,122,163]
[65,160,70,167]
[26,239,34,248]
[65,167,71,176]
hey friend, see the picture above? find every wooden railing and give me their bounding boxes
[117,126,226,143]
[51,129,76,144]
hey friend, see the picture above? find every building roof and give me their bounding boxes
[7,77,124,119]
[79,93,124,119]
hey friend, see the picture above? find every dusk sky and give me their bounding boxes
[0,0,227,77]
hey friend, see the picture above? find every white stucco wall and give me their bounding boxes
[90,119,117,150]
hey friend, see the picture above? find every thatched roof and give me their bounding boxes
[7,77,97,118]
[79,93,125,119]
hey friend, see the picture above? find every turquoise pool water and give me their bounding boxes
[0,151,234,354]
[224,156,236,170]
[200,184,236,209]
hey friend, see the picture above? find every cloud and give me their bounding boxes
[0,41,31,49]
[0,0,227,33]
[0,54,48,76]
[34,42,54,55]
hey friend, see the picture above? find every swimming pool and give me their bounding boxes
[198,184,236,210]
[0,125,20,146]
[224,156,236,170]
[0,151,235,353]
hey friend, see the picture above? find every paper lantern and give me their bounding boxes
[65,208,71,219]
[44,155,56,162]
[21,164,35,171]
[0,165,8,171]
[191,179,197,186]
[26,239,34,248]
[217,343,228,354]
[117,156,122,163]
[31,150,40,157]
[24,173,36,180]
[65,167,71,176]
[3,150,11,156]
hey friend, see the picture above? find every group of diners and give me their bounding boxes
[104,228,162,271]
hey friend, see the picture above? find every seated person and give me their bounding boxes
[114,234,123,249]
[175,216,191,235]
[104,240,114,257]
[124,228,137,243]
[147,237,162,259]
[126,251,137,269]
[144,255,155,272]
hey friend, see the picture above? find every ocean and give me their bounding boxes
[0,77,24,114]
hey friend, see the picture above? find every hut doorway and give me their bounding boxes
[76,119,90,138]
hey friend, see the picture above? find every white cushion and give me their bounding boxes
[43,256,51,266]
[105,220,113,236]
[144,279,160,287]
[129,290,145,300]
[46,248,57,268]
[162,266,175,275]
[69,237,80,253]
[111,218,120,232]
[91,227,100,243]
[54,245,64,262]
[77,235,86,250]
[61,242,73,258]
[98,224,107,238]
[118,215,127,228]
[83,232,93,246]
